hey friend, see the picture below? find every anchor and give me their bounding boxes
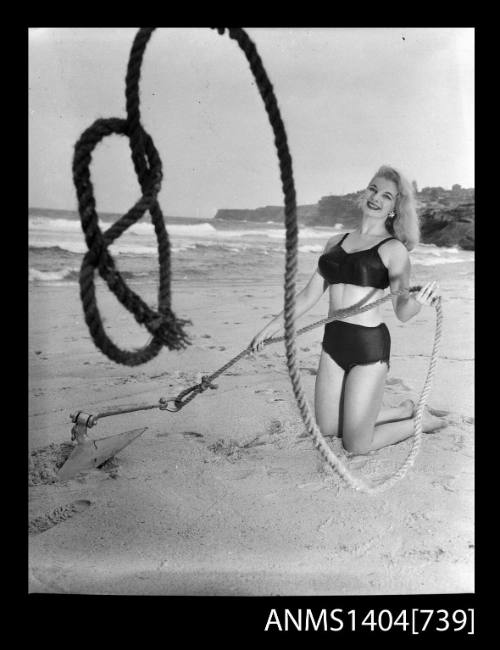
[57,397,183,481]
[61,28,442,495]
[58,410,148,480]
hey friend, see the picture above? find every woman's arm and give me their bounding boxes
[385,240,440,322]
[249,234,345,350]
[250,269,327,350]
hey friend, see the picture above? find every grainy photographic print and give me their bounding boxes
[28,27,474,599]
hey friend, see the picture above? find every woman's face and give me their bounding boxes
[362,176,398,219]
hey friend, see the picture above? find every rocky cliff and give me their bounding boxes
[416,186,474,250]
[214,185,475,249]
[214,204,319,223]
[419,202,475,250]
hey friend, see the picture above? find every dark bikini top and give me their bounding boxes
[318,233,395,289]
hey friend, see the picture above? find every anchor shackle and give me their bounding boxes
[70,411,98,428]
[69,411,98,444]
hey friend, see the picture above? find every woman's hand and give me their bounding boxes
[415,280,441,306]
[249,326,274,353]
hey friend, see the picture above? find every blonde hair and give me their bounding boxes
[363,165,420,251]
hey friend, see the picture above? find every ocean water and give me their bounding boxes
[28,209,475,287]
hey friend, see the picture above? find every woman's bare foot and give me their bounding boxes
[399,399,447,432]
[421,406,448,432]
[399,398,415,419]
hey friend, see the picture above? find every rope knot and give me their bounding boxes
[143,314,164,332]
[72,29,191,367]
[143,312,192,350]
[199,375,218,391]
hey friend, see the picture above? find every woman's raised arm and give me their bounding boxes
[386,240,440,322]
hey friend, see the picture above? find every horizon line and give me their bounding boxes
[28,183,475,219]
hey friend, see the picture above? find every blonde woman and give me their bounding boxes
[250,165,445,454]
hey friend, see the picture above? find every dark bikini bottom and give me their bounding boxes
[322,320,391,373]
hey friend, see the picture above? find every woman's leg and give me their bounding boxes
[341,362,390,453]
[314,357,413,437]
[341,362,445,454]
[314,349,346,437]
[376,399,414,424]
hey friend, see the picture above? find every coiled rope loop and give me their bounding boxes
[73,28,190,366]
[73,27,442,492]
[72,25,297,369]
[212,29,443,494]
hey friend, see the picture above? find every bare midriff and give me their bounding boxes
[327,283,386,326]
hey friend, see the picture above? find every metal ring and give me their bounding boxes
[159,399,181,412]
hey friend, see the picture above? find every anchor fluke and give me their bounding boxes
[58,412,147,480]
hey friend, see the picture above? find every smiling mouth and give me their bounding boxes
[367,201,381,210]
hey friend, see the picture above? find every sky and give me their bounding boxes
[28,27,474,219]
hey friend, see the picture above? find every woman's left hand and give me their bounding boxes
[415,280,441,306]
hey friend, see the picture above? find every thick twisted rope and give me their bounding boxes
[73,27,441,491]
[169,286,419,410]
[164,286,442,493]
[213,28,442,493]
[300,297,442,494]
[73,28,190,366]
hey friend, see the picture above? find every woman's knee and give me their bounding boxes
[341,426,374,454]
[315,408,340,437]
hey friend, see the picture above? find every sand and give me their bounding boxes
[28,263,474,595]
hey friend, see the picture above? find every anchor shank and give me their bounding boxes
[94,402,160,421]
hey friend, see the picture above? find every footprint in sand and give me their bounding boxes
[266,467,288,478]
[181,431,204,442]
[297,481,327,492]
[29,500,92,535]
[385,377,412,392]
[448,433,466,451]
[431,475,457,492]
[317,515,335,532]
[426,406,451,417]
[222,468,256,481]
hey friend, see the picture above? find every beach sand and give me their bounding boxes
[28,261,474,595]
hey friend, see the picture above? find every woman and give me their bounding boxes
[250,165,445,455]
